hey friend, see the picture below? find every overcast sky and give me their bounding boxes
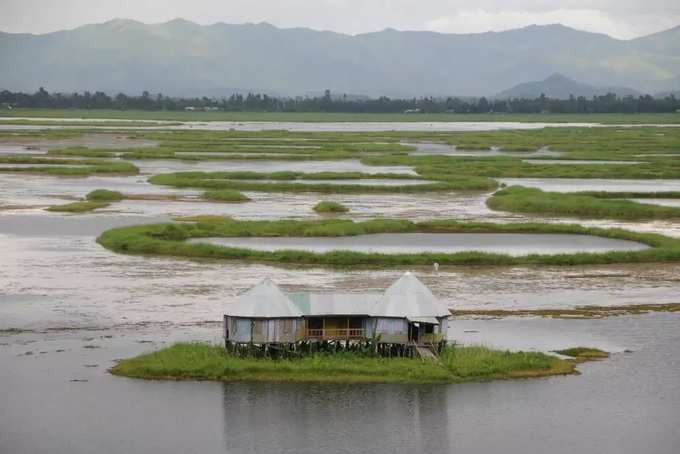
[2,0,679,39]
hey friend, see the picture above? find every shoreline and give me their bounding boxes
[109,343,602,385]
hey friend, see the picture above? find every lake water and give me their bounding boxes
[189,233,648,256]
[0,314,678,454]
[0,118,599,132]
[631,198,680,208]
[408,142,564,157]
[499,178,680,192]
[131,159,416,175]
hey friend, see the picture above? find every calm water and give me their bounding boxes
[189,232,649,255]
[0,118,599,132]
[1,314,678,454]
[408,142,563,157]
[631,198,680,208]
[131,158,416,175]
[498,178,680,192]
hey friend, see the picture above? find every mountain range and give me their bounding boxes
[1,18,679,97]
[495,73,642,99]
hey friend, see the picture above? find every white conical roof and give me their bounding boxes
[373,272,450,319]
[227,278,303,318]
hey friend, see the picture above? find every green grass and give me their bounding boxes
[314,201,349,213]
[0,156,138,176]
[110,343,579,384]
[46,189,125,213]
[96,217,680,267]
[553,347,610,360]
[86,189,125,201]
[47,147,117,158]
[148,171,497,193]
[203,189,250,202]
[47,200,110,213]
[487,186,680,219]
[5,109,680,124]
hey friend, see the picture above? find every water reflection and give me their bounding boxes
[221,382,450,454]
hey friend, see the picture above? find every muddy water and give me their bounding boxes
[499,178,680,192]
[131,158,416,175]
[102,191,499,219]
[189,233,649,255]
[0,314,678,454]
[2,211,680,332]
[0,133,157,151]
[0,173,202,209]
[236,178,431,186]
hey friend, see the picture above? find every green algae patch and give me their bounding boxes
[47,200,110,213]
[314,201,349,213]
[86,189,125,201]
[110,343,579,384]
[553,347,610,361]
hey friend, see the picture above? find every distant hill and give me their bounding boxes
[1,19,679,97]
[496,74,641,99]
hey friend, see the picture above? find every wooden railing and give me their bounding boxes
[419,333,444,344]
[305,328,365,339]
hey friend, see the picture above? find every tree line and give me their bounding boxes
[1,87,679,114]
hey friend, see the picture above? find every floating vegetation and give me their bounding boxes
[487,186,680,219]
[313,201,349,213]
[96,217,680,267]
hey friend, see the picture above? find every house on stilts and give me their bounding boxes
[223,272,450,356]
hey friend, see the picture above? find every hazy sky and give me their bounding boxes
[2,0,679,39]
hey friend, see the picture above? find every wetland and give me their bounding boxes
[1,119,679,454]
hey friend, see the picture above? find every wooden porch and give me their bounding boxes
[304,328,365,340]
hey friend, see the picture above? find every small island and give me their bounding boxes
[111,274,608,385]
[111,342,595,384]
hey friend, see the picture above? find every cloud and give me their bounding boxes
[423,8,680,39]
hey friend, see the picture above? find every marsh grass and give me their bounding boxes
[47,200,110,213]
[0,156,138,176]
[313,201,349,213]
[110,343,578,384]
[487,186,680,219]
[553,347,610,361]
[96,217,680,267]
[86,189,125,201]
[148,171,497,193]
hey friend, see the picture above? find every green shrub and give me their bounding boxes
[313,201,349,213]
[86,189,125,201]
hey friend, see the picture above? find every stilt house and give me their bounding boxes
[223,272,449,348]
